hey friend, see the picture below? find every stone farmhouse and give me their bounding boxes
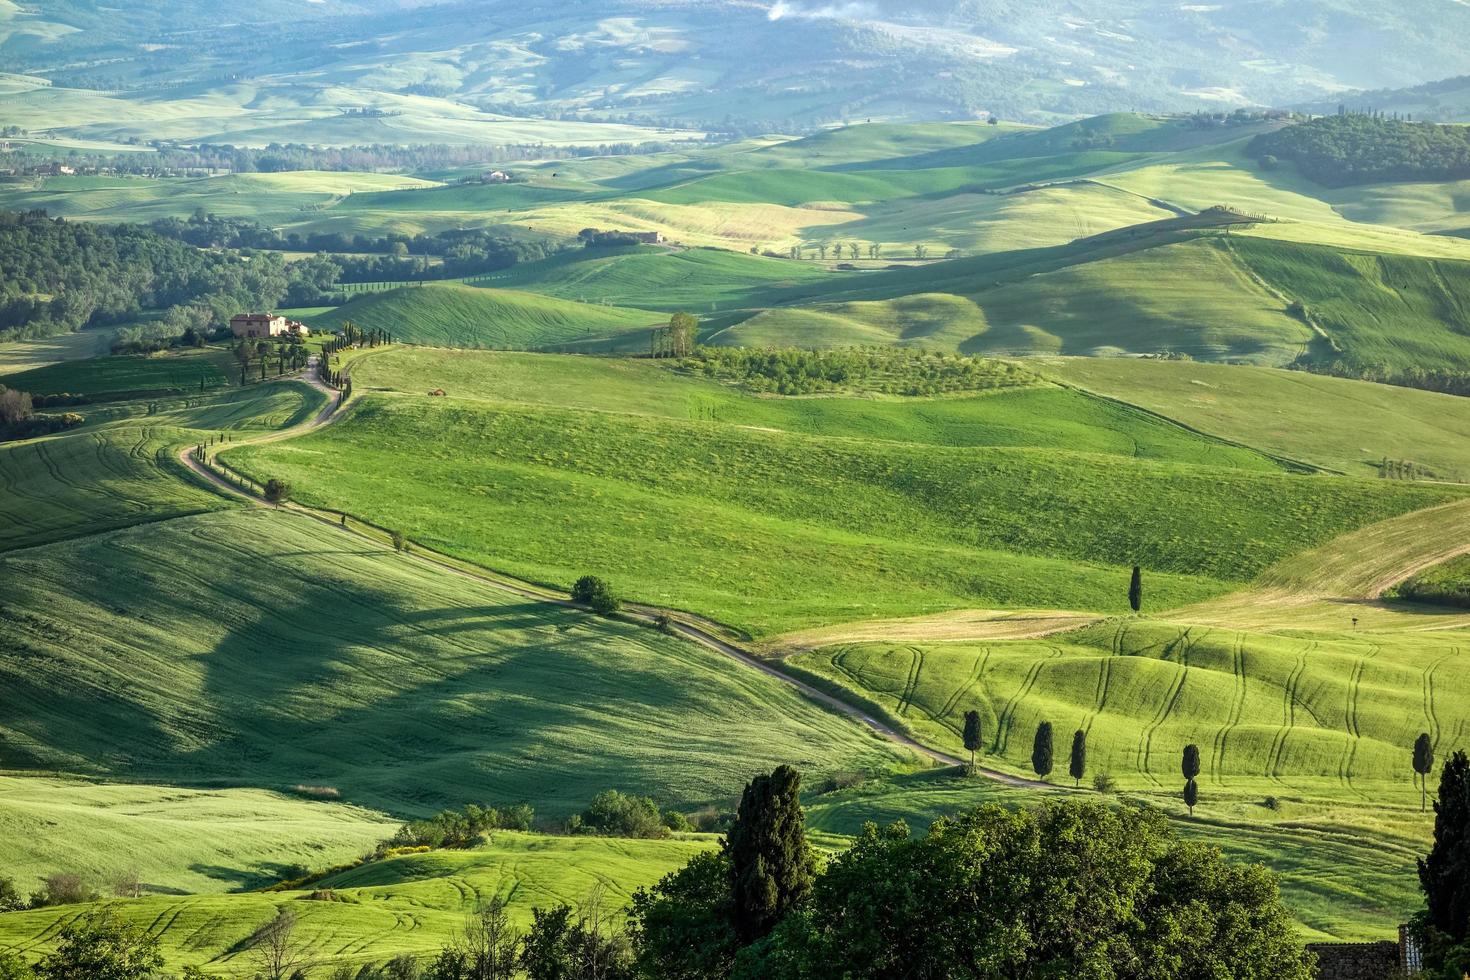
[230,313,311,339]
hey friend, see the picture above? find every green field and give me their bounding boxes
[0,506,911,814]
[788,618,1470,797]
[0,776,395,896]
[1043,356,1470,480]
[1,349,232,399]
[0,382,322,552]
[306,283,661,350]
[0,831,713,975]
[226,348,1453,637]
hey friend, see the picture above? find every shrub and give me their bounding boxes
[0,876,24,912]
[818,770,868,794]
[662,810,693,833]
[570,575,620,615]
[35,909,163,980]
[0,952,33,980]
[31,873,97,908]
[1263,796,1282,811]
[576,789,668,839]
[1092,772,1117,793]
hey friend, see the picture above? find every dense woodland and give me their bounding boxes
[1248,114,1470,186]
[0,211,293,342]
[151,214,563,283]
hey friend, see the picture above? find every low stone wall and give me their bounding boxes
[1307,941,1401,980]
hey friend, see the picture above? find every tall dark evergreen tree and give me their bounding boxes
[1069,730,1087,788]
[724,765,814,945]
[1032,722,1054,781]
[1415,732,1436,812]
[962,710,983,770]
[1129,566,1143,613]
[1183,778,1199,817]
[1420,751,1470,965]
[1182,744,1201,782]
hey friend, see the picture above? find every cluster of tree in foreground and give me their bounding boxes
[1248,112,1470,186]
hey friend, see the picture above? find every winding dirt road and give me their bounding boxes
[179,356,1054,791]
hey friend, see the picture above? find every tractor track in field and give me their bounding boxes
[176,356,1055,791]
[1266,641,1312,781]
[1210,632,1247,785]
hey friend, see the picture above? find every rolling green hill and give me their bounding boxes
[1,350,231,399]
[0,507,910,814]
[0,831,712,975]
[0,382,322,552]
[227,349,1452,637]
[306,283,661,350]
[789,619,1470,797]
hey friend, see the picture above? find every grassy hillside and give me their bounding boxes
[307,283,660,349]
[0,832,711,975]
[789,617,1470,797]
[0,507,910,814]
[228,351,1452,637]
[1,350,231,399]
[1043,357,1470,480]
[470,246,835,312]
[0,382,322,552]
[1230,236,1470,376]
[0,776,395,896]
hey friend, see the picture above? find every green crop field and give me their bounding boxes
[1042,356,1470,480]
[0,832,713,975]
[305,283,661,350]
[0,327,115,376]
[1,349,232,399]
[0,382,323,551]
[226,348,1453,637]
[788,618,1470,797]
[0,776,395,896]
[0,506,911,813]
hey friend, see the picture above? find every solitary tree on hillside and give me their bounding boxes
[1032,722,1054,781]
[1419,751,1470,967]
[571,575,620,616]
[1415,732,1436,812]
[1070,729,1087,788]
[1129,565,1143,613]
[390,530,407,554]
[962,710,983,771]
[1182,743,1202,782]
[725,765,815,944]
[262,479,291,508]
[1183,778,1199,817]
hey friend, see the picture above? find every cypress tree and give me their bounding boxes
[962,710,983,770]
[725,765,814,945]
[1415,732,1436,812]
[1182,743,1201,782]
[1032,721,1054,780]
[1183,778,1199,816]
[1070,729,1087,787]
[1129,565,1143,613]
[1420,751,1470,958]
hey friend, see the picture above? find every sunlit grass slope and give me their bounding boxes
[0,833,712,975]
[1043,356,1470,480]
[1,349,231,399]
[0,776,395,895]
[307,283,659,349]
[789,618,1470,798]
[0,508,909,814]
[0,382,322,551]
[229,350,1451,636]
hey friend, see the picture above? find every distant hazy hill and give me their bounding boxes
[5,0,1470,137]
[1296,76,1470,124]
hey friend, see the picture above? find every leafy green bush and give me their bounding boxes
[571,575,620,615]
[573,789,669,839]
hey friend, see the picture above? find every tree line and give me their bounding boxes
[1248,113,1470,186]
